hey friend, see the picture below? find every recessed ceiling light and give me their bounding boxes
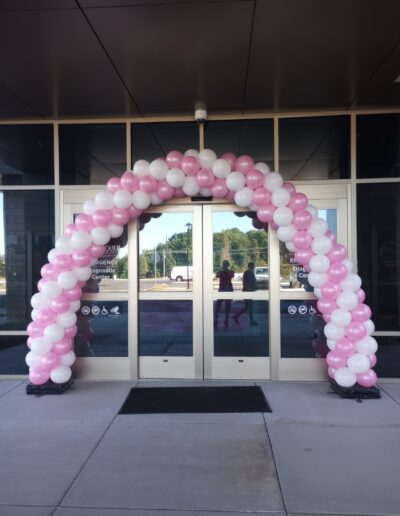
[395,75,400,83]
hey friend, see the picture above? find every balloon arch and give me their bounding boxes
[26,149,378,389]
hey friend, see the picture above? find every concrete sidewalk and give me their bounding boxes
[0,379,399,516]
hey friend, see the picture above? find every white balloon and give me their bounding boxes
[90,258,98,267]
[184,149,199,157]
[31,293,51,310]
[57,311,77,328]
[343,259,353,273]
[340,273,362,292]
[55,237,74,254]
[133,159,150,176]
[314,287,322,298]
[70,300,81,312]
[44,323,64,344]
[91,227,111,246]
[264,172,283,191]
[31,309,39,321]
[132,190,151,210]
[347,353,370,374]
[308,272,328,288]
[311,235,332,255]
[57,271,78,290]
[95,191,114,210]
[271,188,291,207]
[200,187,212,197]
[212,159,231,178]
[324,323,345,340]
[364,319,375,335]
[308,218,328,238]
[25,351,42,368]
[113,190,133,209]
[234,187,253,208]
[309,254,330,273]
[60,350,76,367]
[198,149,217,169]
[149,158,169,180]
[255,162,270,175]
[150,193,163,205]
[48,248,62,263]
[50,365,72,384]
[30,337,52,356]
[70,230,92,250]
[337,291,358,311]
[249,203,258,212]
[306,204,318,219]
[273,207,293,226]
[72,266,92,281]
[41,281,62,299]
[107,224,124,238]
[356,336,378,355]
[335,367,357,387]
[327,338,337,351]
[277,224,297,243]
[226,171,246,192]
[83,199,97,215]
[286,242,296,253]
[331,309,352,328]
[182,176,201,197]
[166,168,185,188]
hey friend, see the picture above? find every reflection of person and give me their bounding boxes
[234,262,258,326]
[214,260,234,328]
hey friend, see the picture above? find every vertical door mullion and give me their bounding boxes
[269,227,281,380]
[193,205,204,378]
[202,204,213,378]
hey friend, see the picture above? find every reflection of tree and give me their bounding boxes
[115,255,128,279]
[0,255,5,276]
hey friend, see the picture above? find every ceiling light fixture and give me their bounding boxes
[395,75,400,83]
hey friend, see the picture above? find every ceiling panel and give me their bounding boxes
[84,1,254,115]
[245,0,400,111]
[0,82,44,118]
[0,8,139,118]
[0,0,75,10]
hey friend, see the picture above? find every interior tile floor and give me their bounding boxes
[0,379,399,516]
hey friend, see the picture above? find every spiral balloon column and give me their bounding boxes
[26,149,378,388]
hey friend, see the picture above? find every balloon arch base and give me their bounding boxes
[329,379,380,400]
[26,379,74,395]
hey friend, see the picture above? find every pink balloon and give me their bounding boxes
[65,223,78,238]
[76,280,86,288]
[326,244,347,263]
[257,204,276,223]
[110,208,129,226]
[72,249,92,268]
[292,209,312,230]
[336,337,356,356]
[327,262,348,282]
[351,303,372,322]
[288,192,307,211]
[93,209,112,227]
[27,322,44,338]
[368,354,377,368]
[128,206,142,219]
[64,325,78,339]
[36,308,56,325]
[226,190,236,201]
[326,230,337,244]
[53,337,73,354]
[282,182,296,196]
[356,369,377,388]
[253,187,271,207]
[156,180,174,200]
[40,351,61,371]
[29,367,50,386]
[221,152,237,168]
[174,187,185,198]
[293,230,312,250]
[323,314,331,323]
[41,263,58,281]
[211,179,228,199]
[294,249,314,265]
[328,366,337,379]
[321,281,341,300]
[63,286,82,302]
[75,214,94,232]
[139,175,157,194]
[166,150,183,168]
[246,169,264,189]
[196,168,215,188]
[326,350,347,368]
[357,289,366,303]
[317,298,338,315]
[53,254,73,271]
[346,321,367,341]
[181,156,200,176]
[235,155,254,174]
[51,295,71,314]
[107,176,122,193]
[88,244,105,259]
[120,171,139,192]
[37,279,45,292]
[269,221,278,231]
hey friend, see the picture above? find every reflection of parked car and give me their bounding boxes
[255,266,269,287]
[170,266,193,281]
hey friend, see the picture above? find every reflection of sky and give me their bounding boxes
[0,194,4,255]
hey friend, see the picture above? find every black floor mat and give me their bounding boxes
[119,385,272,414]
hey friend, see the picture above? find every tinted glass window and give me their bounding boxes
[0,335,28,374]
[0,124,53,185]
[204,120,274,166]
[357,114,400,178]
[279,116,350,180]
[374,336,400,378]
[132,122,198,162]
[0,190,54,330]
[60,124,126,184]
[357,183,400,330]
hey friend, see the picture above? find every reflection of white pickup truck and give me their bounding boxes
[170,266,193,281]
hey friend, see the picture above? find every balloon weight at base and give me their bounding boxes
[329,378,380,399]
[26,378,73,395]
